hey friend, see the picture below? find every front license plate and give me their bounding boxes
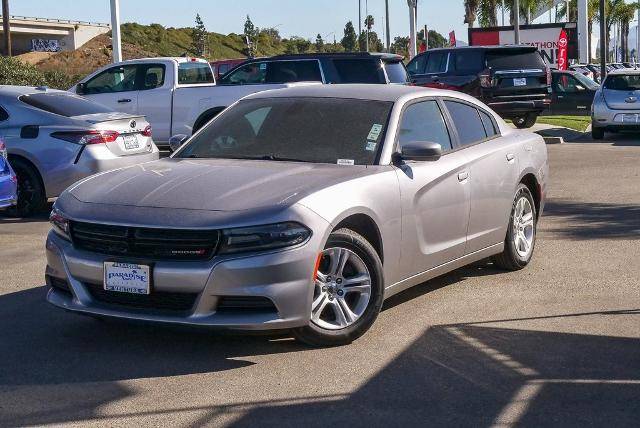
[513,77,527,86]
[104,262,150,294]
[123,134,140,150]
[623,114,639,123]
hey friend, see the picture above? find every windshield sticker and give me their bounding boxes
[259,63,267,70]
[337,159,355,166]
[365,141,377,151]
[367,124,383,141]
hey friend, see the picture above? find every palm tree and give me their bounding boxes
[464,0,481,27]
[613,2,639,61]
[478,0,500,27]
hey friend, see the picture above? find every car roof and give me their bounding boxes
[244,83,477,103]
[607,68,640,75]
[266,52,404,62]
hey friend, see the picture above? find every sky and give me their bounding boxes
[6,0,471,43]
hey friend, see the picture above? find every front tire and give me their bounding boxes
[293,228,384,347]
[6,158,45,217]
[493,184,537,271]
[512,113,537,129]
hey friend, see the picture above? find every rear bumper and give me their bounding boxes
[485,99,548,118]
[592,103,640,129]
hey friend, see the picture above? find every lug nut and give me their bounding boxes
[337,290,344,296]
[336,278,342,284]
[326,276,332,282]
[322,286,327,292]
[328,295,334,301]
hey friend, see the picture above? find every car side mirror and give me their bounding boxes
[395,141,443,163]
[169,134,188,152]
[76,82,86,95]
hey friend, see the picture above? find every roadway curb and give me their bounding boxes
[541,136,564,144]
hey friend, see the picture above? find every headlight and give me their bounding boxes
[218,222,311,254]
[50,207,71,241]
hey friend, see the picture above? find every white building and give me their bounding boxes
[0,15,109,54]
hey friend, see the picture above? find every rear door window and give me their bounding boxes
[486,50,546,70]
[450,50,484,74]
[20,93,113,117]
[444,100,487,146]
[397,100,452,151]
[178,62,215,84]
[265,60,322,83]
[479,109,498,137]
[425,52,449,73]
[332,59,382,83]
[384,61,408,83]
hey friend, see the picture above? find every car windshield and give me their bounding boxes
[175,97,393,165]
[573,72,599,90]
[603,74,640,90]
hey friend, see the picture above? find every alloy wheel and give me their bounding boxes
[311,247,372,330]
[512,196,535,259]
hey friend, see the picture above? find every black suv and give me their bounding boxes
[219,52,408,85]
[406,46,551,128]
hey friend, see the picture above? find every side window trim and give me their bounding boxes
[439,97,502,152]
[393,96,454,155]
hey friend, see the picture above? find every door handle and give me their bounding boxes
[117,98,132,103]
[557,95,564,99]
[506,153,516,162]
[457,171,469,182]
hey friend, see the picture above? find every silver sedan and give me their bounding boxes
[0,86,159,216]
[45,85,548,346]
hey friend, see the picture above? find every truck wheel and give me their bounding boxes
[512,113,537,129]
[6,158,46,218]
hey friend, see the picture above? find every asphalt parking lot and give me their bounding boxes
[0,134,638,427]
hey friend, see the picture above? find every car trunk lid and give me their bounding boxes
[73,113,154,156]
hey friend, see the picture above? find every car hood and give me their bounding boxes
[68,158,383,212]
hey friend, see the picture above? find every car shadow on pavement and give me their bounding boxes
[223,311,640,427]
[543,200,640,240]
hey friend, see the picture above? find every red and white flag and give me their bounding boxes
[449,31,456,47]
[557,29,568,70]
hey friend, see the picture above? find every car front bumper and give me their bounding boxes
[44,225,325,330]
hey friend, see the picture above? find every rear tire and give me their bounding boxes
[292,228,384,347]
[493,184,537,271]
[512,113,537,129]
[6,158,45,218]
[592,124,605,140]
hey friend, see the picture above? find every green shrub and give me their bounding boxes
[43,70,81,90]
[0,56,47,87]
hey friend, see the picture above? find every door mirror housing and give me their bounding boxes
[169,134,188,152]
[396,141,443,162]
[76,82,86,95]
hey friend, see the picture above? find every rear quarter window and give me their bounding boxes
[444,100,487,146]
[19,93,113,117]
[178,62,215,84]
[0,106,8,121]
[450,50,484,74]
[486,50,546,69]
[265,60,322,83]
[384,61,408,83]
[332,59,383,83]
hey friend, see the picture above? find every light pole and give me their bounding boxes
[365,0,369,52]
[502,0,505,26]
[578,0,588,63]
[358,0,362,36]
[514,0,521,44]
[636,11,640,65]
[385,0,391,52]
[2,0,11,56]
[600,0,606,79]
[407,0,417,59]
[110,0,122,63]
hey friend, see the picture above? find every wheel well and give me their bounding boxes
[7,154,45,192]
[334,214,383,263]
[193,107,226,132]
[520,173,540,215]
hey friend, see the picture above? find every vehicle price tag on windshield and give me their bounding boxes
[513,77,527,87]
[367,124,383,141]
[337,159,355,166]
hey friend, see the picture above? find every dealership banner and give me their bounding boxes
[469,23,578,66]
[449,31,456,47]
[557,29,568,70]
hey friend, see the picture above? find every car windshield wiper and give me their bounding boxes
[230,154,314,163]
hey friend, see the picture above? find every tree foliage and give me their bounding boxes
[192,13,207,57]
[341,21,358,52]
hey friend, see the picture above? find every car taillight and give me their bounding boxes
[479,73,492,88]
[141,125,152,137]
[0,138,7,159]
[51,130,119,145]
[546,67,552,85]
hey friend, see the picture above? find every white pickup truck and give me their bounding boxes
[73,54,408,148]
[70,57,316,148]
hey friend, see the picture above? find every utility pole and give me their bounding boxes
[2,0,11,57]
[600,0,606,79]
[408,0,417,59]
[502,0,505,26]
[365,0,369,52]
[514,0,521,44]
[636,10,640,65]
[578,0,588,63]
[385,0,391,52]
[358,0,362,37]
[110,0,122,62]
[424,25,429,50]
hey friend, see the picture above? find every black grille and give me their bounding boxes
[217,296,278,314]
[85,282,198,313]
[70,221,220,261]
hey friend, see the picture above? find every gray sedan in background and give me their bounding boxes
[592,69,640,139]
[0,86,159,216]
[46,85,548,346]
